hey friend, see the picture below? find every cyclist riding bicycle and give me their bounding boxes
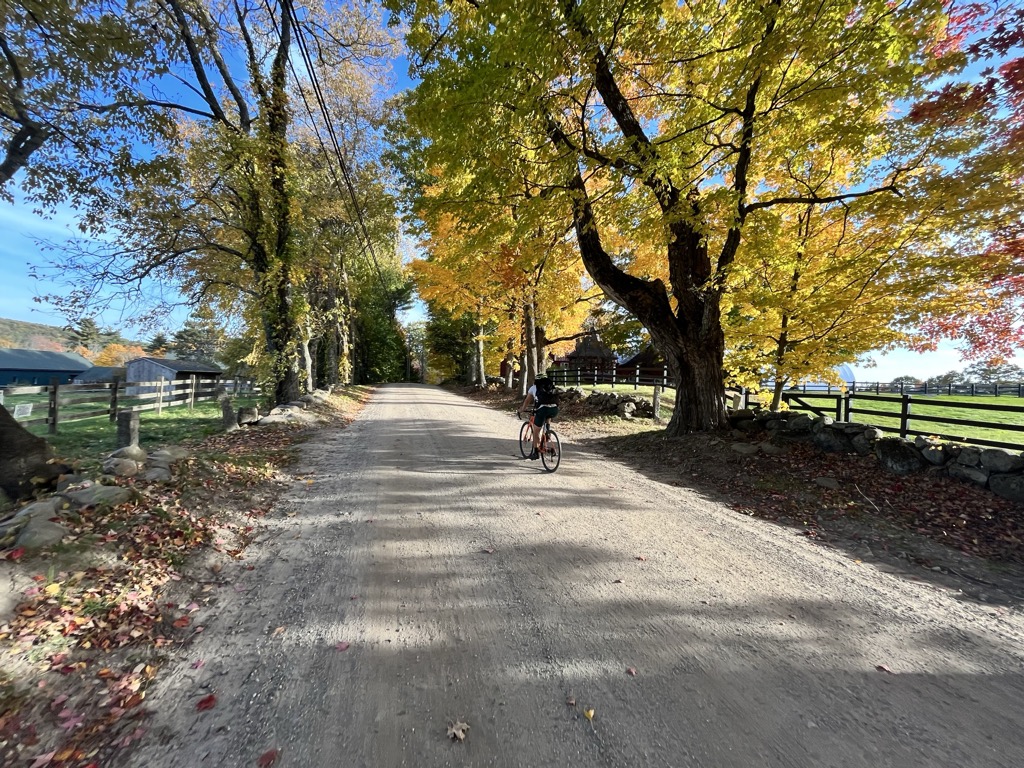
[520,376,559,460]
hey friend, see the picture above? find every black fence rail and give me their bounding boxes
[777,380,1024,397]
[549,364,672,390]
[781,391,1024,451]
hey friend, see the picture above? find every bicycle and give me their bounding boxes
[516,408,561,472]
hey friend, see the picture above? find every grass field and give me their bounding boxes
[570,383,1024,449]
[786,392,1024,449]
[3,394,262,463]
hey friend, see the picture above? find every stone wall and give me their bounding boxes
[728,408,1024,504]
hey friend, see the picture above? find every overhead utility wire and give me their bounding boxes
[278,0,392,299]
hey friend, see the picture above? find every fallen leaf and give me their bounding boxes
[29,751,57,768]
[481,548,495,555]
[635,555,647,561]
[257,748,280,767]
[350,595,358,600]
[335,642,350,651]
[191,659,205,669]
[173,616,190,628]
[7,546,26,562]
[44,583,61,597]
[613,579,624,584]
[447,720,470,742]
[565,696,576,707]
[583,708,595,722]
[875,664,896,675]
[272,626,285,637]
[626,667,637,676]
[196,694,217,711]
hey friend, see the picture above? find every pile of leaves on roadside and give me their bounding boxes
[0,421,321,767]
[590,429,1024,565]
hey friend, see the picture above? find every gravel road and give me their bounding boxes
[128,384,1024,768]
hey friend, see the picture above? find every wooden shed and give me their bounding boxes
[126,357,223,383]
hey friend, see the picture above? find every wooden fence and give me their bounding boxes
[549,364,671,390]
[0,377,258,434]
[778,380,1024,397]
[781,391,1024,451]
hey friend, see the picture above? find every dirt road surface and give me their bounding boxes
[129,384,1024,768]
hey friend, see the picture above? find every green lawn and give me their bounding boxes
[6,395,261,463]
[787,391,1024,449]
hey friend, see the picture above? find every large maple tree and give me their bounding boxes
[389,0,1020,434]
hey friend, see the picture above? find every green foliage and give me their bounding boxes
[964,361,1024,384]
[171,308,224,364]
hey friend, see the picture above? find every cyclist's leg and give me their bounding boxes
[532,409,549,452]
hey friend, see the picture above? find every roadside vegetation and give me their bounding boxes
[0,388,371,767]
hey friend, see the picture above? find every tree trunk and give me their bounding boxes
[518,352,528,397]
[524,300,538,387]
[475,328,486,386]
[535,325,548,375]
[267,8,302,405]
[504,351,514,389]
[565,169,728,433]
[771,379,787,411]
[301,333,315,393]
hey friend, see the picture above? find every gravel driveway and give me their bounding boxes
[127,383,1024,767]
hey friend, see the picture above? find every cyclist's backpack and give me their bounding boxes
[535,376,559,406]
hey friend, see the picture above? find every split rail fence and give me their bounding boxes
[0,377,258,434]
[547,364,1024,451]
[780,391,1024,451]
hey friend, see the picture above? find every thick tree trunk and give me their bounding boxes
[565,169,728,434]
[267,9,302,405]
[518,352,528,397]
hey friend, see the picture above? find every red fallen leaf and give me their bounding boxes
[875,664,897,675]
[335,642,350,651]
[191,659,205,669]
[7,546,25,562]
[481,548,495,554]
[173,617,190,628]
[196,694,217,711]
[257,748,280,767]
[626,667,637,677]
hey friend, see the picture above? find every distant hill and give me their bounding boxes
[0,317,140,352]
[0,317,73,350]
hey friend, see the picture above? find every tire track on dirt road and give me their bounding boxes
[127,384,1024,768]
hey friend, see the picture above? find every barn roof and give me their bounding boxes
[566,334,616,360]
[129,357,223,374]
[0,348,91,372]
[75,366,125,383]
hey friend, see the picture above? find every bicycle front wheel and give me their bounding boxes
[519,420,533,458]
[541,429,561,472]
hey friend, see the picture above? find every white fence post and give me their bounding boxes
[157,376,165,415]
[189,375,197,410]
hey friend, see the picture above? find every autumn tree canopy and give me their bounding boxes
[389,0,1023,433]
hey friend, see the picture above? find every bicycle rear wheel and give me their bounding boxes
[519,420,533,458]
[541,429,561,472]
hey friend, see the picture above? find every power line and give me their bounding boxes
[276,0,393,300]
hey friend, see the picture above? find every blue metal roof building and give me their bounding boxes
[0,349,92,386]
